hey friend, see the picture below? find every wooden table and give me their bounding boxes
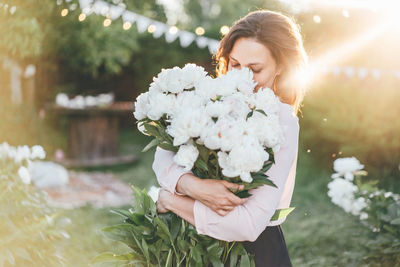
[46,102,137,167]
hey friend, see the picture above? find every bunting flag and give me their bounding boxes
[77,0,220,54]
[75,0,400,80]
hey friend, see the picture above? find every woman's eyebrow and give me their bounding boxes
[229,56,263,66]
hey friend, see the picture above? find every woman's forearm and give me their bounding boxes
[176,173,198,196]
[166,193,196,226]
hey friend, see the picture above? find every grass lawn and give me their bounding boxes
[60,129,374,266]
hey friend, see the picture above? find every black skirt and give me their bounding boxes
[226,225,293,267]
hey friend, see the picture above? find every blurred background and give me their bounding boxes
[1,0,399,266]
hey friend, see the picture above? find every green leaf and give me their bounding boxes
[165,249,173,267]
[142,138,160,152]
[246,110,254,121]
[191,245,202,263]
[270,207,296,221]
[255,109,268,117]
[154,217,172,242]
[195,158,208,172]
[129,213,145,226]
[110,208,131,219]
[101,224,139,247]
[170,215,181,241]
[229,245,239,267]
[141,238,150,262]
[235,190,252,198]
[144,123,162,138]
[158,142,178,152]
[90,252,135,264]
[196,143,210,163]
[390,218,400,225]
[260,161,273,173]
[239,251,250,267]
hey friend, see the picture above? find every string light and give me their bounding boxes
[195,26,205,36]
[332,153,337,158]
[323,118,327,122]
[61,8,68,17]
[307,149,311,153]
[147,24,156,33]
[220,25,230,35]
[78,13,86,22]
[103,18,112,27]
[338,151,342,155]
[123,21,132,30]
[313,15,321,23]
[342,9,350,18]
[169,26,178,34]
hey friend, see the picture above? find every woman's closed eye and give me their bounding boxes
[231,64,260,74]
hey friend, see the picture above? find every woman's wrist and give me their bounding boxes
[176,173,200,197]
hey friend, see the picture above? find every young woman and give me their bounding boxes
[153,10,308,266]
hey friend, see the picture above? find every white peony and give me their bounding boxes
[172,90,206,116]
[56,93,69,107]
[18,166,31,184]
[214,75,237,97]
[194,76,219,99]
[133,92,150,120]
[223,93,252,119]
[153,67,186,94]
[246,113,284,153]
[167,108,212,146]
[85,95,97,107]
[217,151,241,178]
[97,93,114,105]
[69,95,86,109]
[204,100,231,118]
[218,136,269,183]
[146,91,176,120]
[332,157,365,181]
[225,67,258,95]
[14,145,31,164]
[249,87,281,116]
[201,116,245,152]
[173,141,199,171]
[148,186,161,202]
[327,177,367,216]
[181,63,208,89]
[30,145,46,160]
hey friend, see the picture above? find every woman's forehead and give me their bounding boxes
[229,37,275,65]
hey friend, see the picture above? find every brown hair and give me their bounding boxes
[215,10,308,115]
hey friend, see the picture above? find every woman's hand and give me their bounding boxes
[176,173,249,216]
[157,188,173,213]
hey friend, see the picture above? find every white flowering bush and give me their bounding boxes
[0,142,68,266]
[55,92,114,109]
[94,64,295,266]
[328,157,400,263]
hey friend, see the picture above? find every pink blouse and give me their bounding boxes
[152,102,299,242]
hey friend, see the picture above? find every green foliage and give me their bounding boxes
[49,8,139,78]
[0,0,56,59]
[300,78,400,182]
[353,176,400,264]
[92,186,255,266]
[0,147,67,266]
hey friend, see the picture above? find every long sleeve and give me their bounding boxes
[152,146,193,195]
[193,105,299,242]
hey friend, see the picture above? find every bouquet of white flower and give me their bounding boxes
[134,63,290,199]
[93,64,295,266]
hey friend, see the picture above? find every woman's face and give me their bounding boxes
[227,37,281,92]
